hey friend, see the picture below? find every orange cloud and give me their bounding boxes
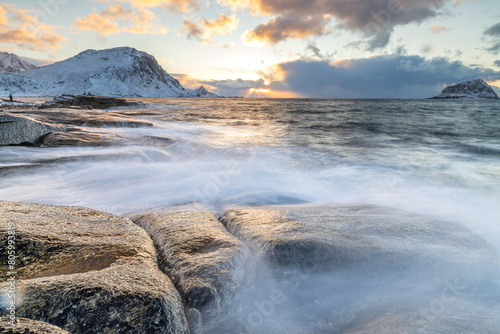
[74,5,167,36]
[244,15,329,44]
[182,14,238,44]
[0,4,66,53]
[429,24,450,34]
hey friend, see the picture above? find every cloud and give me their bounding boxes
[272,54,500,98]
[494,60,500,68]
[0,4,66,53]
[97,0,199,13]
[182,14,238,44]
[74,5,167,36]
[19,56,55,67]
[484,22,500,36]
[484,21,500,54]
[226,0,463,48]
[244,15,330,44]
[429,24,450,34]
[173,74,270,96]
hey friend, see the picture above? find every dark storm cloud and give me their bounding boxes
[245,15,329,44]
[275,55,500,98]
[484,22,500,36]
[484,22,500,55]
[245,0,454,49]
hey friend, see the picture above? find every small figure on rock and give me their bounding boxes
[9,93,13,102]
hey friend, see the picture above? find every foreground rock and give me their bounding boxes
[431,78,499,99]
[40,95,141,110]
[0,201,188,334]
[0,115,63,146]
[131,205,251,333]
[220,205,500,333]
[222,205,498,276]
[0,317,69,333]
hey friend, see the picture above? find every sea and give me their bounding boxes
[1,98,499,250]
[1,98,500,332]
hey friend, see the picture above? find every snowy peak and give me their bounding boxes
[194,86,218,98]
[0,47,197,97]
[0,52,38,73]
[432,79,500,99]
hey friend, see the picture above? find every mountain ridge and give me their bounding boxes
[0,52,38,73]
[0,47,216,98]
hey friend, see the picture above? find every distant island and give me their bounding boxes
[430,79,499,100]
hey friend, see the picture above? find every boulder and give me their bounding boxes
[130,205,251,332]
[0,201,188,334]
[0,115,63,146]
[0,317,70,333]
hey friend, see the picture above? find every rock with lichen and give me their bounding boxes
[0,201,188,334]
[130,205,251,333]
[0,317,70,333]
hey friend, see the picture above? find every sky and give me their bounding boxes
[1,0,500,98]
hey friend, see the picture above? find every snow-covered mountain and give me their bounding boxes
[0,52,38,73]
[431,79,499,99]
[0,47,200,97]
[194,86,218,98]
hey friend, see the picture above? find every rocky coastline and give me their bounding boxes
[1,200,499,333]
[1,101,500,333]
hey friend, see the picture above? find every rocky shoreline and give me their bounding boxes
[1,101,500,333]
[1,201,499,333]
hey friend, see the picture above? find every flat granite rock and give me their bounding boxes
[0,201,188,334]
[41,130,175,147]
[130,205,251,333]
[0,115,63,146]
[219,205,500,333]
[0,317,70,333]
[7,109,152,128]
[221,205,498,277]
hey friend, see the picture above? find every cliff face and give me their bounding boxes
[431,79,499,99]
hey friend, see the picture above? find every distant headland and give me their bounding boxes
[430,79,499,100]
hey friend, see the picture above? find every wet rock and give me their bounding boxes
[0,201,188,334]
[0,317,70,333]
[221,205,498,277]
[131,205,251,332]
[45,95,140,109]
[41,130,175,147]
[343,297,500,334]
[8,108,152,128]
[0,115,63,146]
[220,205,500,333]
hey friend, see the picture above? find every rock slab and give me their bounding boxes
[0,115,62,146]
[131,205,251,332]
[0,201,188,334]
